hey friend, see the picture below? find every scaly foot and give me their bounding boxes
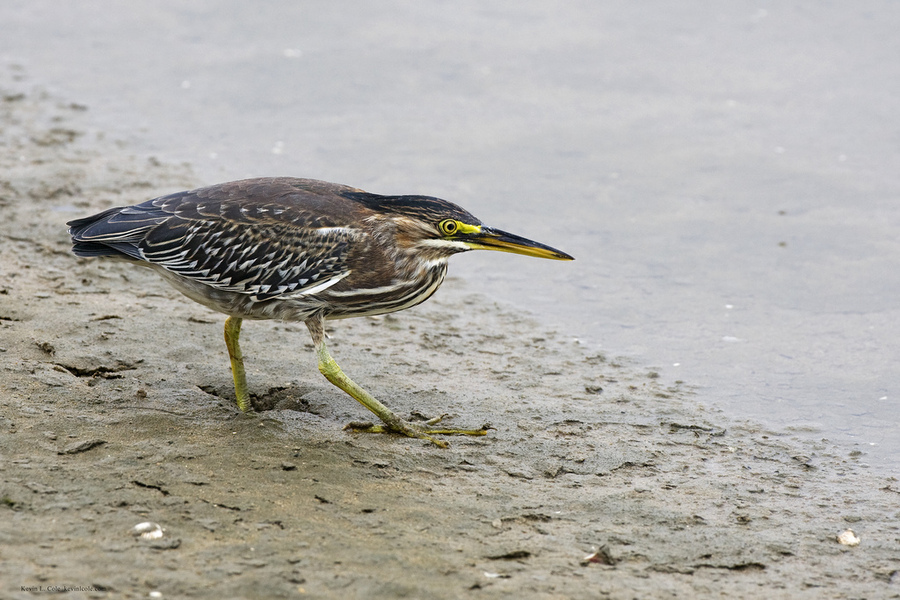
[343,416,493,448]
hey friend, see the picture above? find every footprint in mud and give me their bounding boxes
[199,383,322,413]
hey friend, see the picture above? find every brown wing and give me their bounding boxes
[69,178,363,301]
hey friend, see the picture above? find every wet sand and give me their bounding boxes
[2,71,898,599]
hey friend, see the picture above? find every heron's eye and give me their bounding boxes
[438,219,459,236]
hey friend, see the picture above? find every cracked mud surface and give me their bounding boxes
[2,69,899,599]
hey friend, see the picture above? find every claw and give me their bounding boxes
[425,413,449,426]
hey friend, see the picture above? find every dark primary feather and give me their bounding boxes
[68,204,169,259]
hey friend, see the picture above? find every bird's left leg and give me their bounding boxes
[224,316,252,412]
[304,315,491,448]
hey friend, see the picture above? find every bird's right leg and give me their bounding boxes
[224,316,252,412]
[305,315,490,448]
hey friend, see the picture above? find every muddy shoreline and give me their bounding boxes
[2,71,898,599]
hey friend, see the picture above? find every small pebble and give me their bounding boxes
[837,529,860,546]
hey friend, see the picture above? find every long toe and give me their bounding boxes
[343,419,492,448]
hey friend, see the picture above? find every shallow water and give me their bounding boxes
[4,1,899,467]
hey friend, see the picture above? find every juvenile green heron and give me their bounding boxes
[68,177,573,446]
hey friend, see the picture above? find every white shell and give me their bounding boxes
[132,522,165,540]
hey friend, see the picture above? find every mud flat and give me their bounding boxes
[1,70,897,599]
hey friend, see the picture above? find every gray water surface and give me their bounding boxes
[4,1,898,467]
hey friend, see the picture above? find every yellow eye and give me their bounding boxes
[438,219,459,236]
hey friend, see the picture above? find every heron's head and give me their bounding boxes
[352,193,574,263]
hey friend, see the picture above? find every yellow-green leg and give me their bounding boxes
[305,315,491,448]
[224,316,252,412]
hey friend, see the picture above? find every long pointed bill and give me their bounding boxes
[462,226,574,261]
